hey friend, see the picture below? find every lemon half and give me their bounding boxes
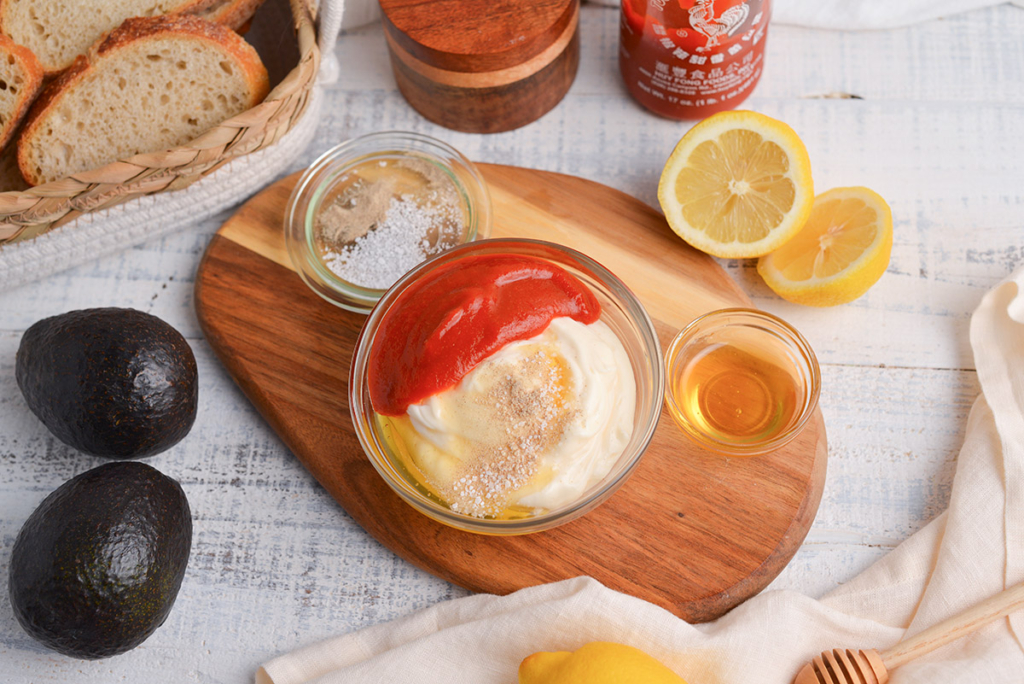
[757,186,893,306]
[658,110,814,259]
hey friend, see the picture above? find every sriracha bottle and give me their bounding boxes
[620,0,770,119]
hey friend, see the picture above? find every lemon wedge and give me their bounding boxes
[757,187,893,306]
[658,110,814,258]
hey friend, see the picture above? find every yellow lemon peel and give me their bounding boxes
[757,186,893,306]
[519,641,688,684]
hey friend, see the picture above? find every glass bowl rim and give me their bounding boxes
[348,237,665,534]
[284,130,493,315]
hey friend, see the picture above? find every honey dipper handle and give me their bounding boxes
[881,581,1024,670]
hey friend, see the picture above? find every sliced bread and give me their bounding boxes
[0,34,42,152]
[0,0,216,74]
[18,15,269,186]
[199,0,267,31]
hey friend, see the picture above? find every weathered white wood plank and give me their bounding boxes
[769,364,977,596]
[0,5,1022,682]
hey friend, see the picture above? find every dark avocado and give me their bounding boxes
[16,308,198,459]
[8,461,192,659]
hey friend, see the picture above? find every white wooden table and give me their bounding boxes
[1,5,1022,682]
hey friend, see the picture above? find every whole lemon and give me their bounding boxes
[519,641,688,684]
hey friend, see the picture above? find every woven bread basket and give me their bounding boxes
[0,0,321,246]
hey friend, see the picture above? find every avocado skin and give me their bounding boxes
[16,308,198,459]
[8,461,192,659]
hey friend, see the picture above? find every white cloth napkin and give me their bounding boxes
[257,268,1024,684]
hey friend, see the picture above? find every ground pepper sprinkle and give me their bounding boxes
[440,348,580,518]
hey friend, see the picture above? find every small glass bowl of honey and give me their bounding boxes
[664,309,820,457]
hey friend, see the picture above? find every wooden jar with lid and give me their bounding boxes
[378,0,580,133]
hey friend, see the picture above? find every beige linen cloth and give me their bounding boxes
[258,269,1024,684]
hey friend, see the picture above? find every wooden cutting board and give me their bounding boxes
[195,164,827,622]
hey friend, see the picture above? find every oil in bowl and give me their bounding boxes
[665,308,820,457]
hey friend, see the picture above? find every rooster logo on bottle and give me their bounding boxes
[689,0,750,52]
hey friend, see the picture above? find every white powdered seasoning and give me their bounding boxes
[315,157,464,290]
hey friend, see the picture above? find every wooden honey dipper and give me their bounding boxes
[793,581,1024,683]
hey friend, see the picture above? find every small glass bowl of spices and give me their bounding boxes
[285,131,492,313]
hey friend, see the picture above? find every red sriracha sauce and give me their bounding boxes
[368,253,601,416]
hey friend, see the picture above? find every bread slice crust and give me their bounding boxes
[200,0,267,31]
[17,14,269,186]
[0,33,42,151]
[0,0,220,74]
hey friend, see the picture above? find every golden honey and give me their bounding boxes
[665,309,820,457]
[670,343,802,445]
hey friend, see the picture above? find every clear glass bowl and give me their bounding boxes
[285,131,492,314]
[664,308,821,457]
[349,239,664,535]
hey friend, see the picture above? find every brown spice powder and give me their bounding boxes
[441,349,580,518]
[317,176,396,245]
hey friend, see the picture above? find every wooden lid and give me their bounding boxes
[379,0,577,73]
